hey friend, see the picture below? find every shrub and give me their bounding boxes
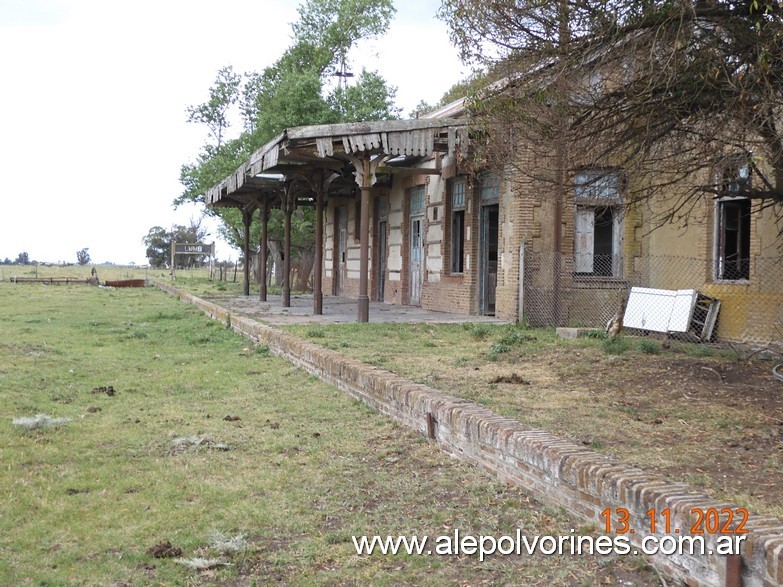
[602,337,630,355]
[638,339,661,354]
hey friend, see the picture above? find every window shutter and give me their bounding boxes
[575,208,595,273]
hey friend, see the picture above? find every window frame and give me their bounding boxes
[713,157,752,282]
[448,177,467,274]
[573,169,624,278]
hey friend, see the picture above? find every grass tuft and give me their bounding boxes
[463,322,492,340]
[638,339,661,354]
[602,336,630,355]
[176,558,229,570]
[209,531,249,555]
[12,413,72,430]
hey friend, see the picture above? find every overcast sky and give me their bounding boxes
[0,0,465,265]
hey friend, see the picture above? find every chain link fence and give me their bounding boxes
[522,249,783,351]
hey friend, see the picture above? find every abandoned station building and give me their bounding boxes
[206,99,782,349]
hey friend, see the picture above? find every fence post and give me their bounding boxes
[518,243,525,324]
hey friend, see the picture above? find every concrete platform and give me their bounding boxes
[204,293,506,326]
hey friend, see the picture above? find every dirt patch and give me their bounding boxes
[490,373,531,385]
[463,350,783,516]
[91,385,116,396]
[65,488,90,496]
[146,541,181,558]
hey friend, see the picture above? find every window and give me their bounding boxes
[410,185,425,215]
[450,178,466,273]
[715,159,751,280]
[480,172,500,202]
[574,170,623,277]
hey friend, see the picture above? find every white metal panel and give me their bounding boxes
[624,287,698,333]
[624,287,676,332]
[668,289,698,332]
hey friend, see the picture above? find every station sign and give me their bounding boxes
[174,243,214,255]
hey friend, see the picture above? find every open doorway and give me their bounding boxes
[479,204,498,315]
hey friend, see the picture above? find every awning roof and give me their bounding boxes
[206,117,468,208]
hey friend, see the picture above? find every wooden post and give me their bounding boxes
[259,201,269,302]
[358,182,370,322]
[242,207,253,296]
[347,154,386,323]
[209,242,215,280]
[314,183,324,315]
[283,194,292,308]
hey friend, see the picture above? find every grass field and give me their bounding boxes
[0,263,201,283]
[0,282,657,586]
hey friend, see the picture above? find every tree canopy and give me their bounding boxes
[176,0,400,283]
[142,221,209,268]
[76,248,91,266]
[439,0,783,226]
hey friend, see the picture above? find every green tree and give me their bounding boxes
[142,221,209,268]
[178,0,400,287]
[329,68,400,121]
[15,252,29,265]
[76,248,91,265]
[291,0,395,82]
[438,0,783,224]
[185,66,241,151]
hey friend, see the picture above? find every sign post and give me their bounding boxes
[170,242,215,279]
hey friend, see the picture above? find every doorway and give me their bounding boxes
[409,216,423,305]
[333,206,347,296]
[377,220,387,301]
[480,204,498,315]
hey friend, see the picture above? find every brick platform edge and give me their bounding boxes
[154,281,783,587]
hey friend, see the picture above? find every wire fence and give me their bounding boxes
[522,249,783,351]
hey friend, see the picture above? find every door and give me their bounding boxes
[334,206,347,295]
[377,220,387,301]
[480,204,499,315]
[409,216,423,306]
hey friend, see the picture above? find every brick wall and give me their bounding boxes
[156,279,783,587]
[420,173,480,315]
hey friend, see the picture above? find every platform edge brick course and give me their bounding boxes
[154,280,782,587]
